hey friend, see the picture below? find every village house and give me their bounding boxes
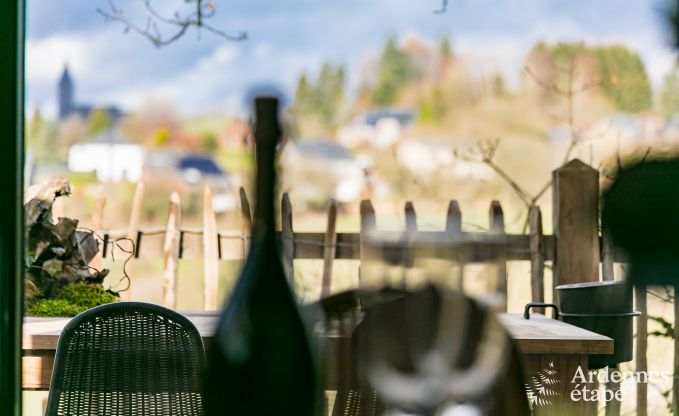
[281,139,366,206]
[67,130,144,182]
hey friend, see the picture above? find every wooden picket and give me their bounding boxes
[202,186,219,311]
[359,199,376,287]
[601,231,620,416]
[403,201,417,274]
[123,181,144,300]
[239,187,252,256]
[162,192,181,309]
[281,192,295,286]
[321,200,337,298]
[674,297,679,415]
[489,200,507,310]
[445,200,464,289]
[636,284,648,416]
[528,205,544,304]
[89,184,106,271]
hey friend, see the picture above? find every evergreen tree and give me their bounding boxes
[372,36,418,106]
[293,74,314,114]
[493,75,507,97]
[26,108,59,162]
[316,62,345,126]
[292,62,346,128]
[530,42,653,113]
[596,45,652,113]
[29,108,43,139]
[439,34,453,61]
[660,61,679,114]
[87,108,111,135]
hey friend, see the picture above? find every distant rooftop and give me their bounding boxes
[358,109,415,127]
[294,140,353,161]
[177,154,225,176]
[82,130,135,145]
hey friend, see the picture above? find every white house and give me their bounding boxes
[68,130,144,182]
[281,139,366,205]
[337,109,414,149]
[397,139,493,180]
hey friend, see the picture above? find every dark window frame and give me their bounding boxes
[0,1,25,415]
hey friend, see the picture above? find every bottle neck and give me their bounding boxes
[252,140,277,240]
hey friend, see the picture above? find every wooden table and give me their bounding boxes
[23,313,612,415]
[500,314,613,414]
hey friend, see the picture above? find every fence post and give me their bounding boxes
[445,200,464,289]
[600,228,621,416]
[552,159,600,295]
[359,200,376,287]
[634,284,647,415]
[162,192,181,309]
[529,205,544,304]
[90,184,106,271]
[489,200,507,310]
[239,187,252,257]
[674,292,679,415]
[203,186,219,311]
[281,193,295,287]
[123,181,144,300]
[321,200,338,298]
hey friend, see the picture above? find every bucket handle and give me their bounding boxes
[524,302,559,320]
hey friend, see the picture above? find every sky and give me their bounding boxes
[25,0,679,119]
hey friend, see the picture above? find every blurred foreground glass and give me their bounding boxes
[322,284,529,416]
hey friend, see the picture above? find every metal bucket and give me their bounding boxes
[556,281,639,369]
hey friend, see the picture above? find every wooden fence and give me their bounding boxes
[86,159,653,414]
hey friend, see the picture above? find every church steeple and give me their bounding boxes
[58,65,74,120]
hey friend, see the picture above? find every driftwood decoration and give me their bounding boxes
[24,177,107,300]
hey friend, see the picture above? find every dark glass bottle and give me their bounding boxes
[204,97,320,415]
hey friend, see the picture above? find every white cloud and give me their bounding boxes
[196,44,240,70]
[26,35,89,84]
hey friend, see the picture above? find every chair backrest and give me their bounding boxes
[45,302,206,416]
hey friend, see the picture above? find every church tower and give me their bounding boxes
[58,65,74,120]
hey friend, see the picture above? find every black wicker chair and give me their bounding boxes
[45,302,206,416]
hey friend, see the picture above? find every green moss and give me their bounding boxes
[60,283,119,309]
[27,299,84,317]
[27,283,119,317]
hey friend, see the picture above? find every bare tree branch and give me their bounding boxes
[433,0,448,14]
[456,55,609,232]
[98,0,247,47]
[455,139,533,207]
